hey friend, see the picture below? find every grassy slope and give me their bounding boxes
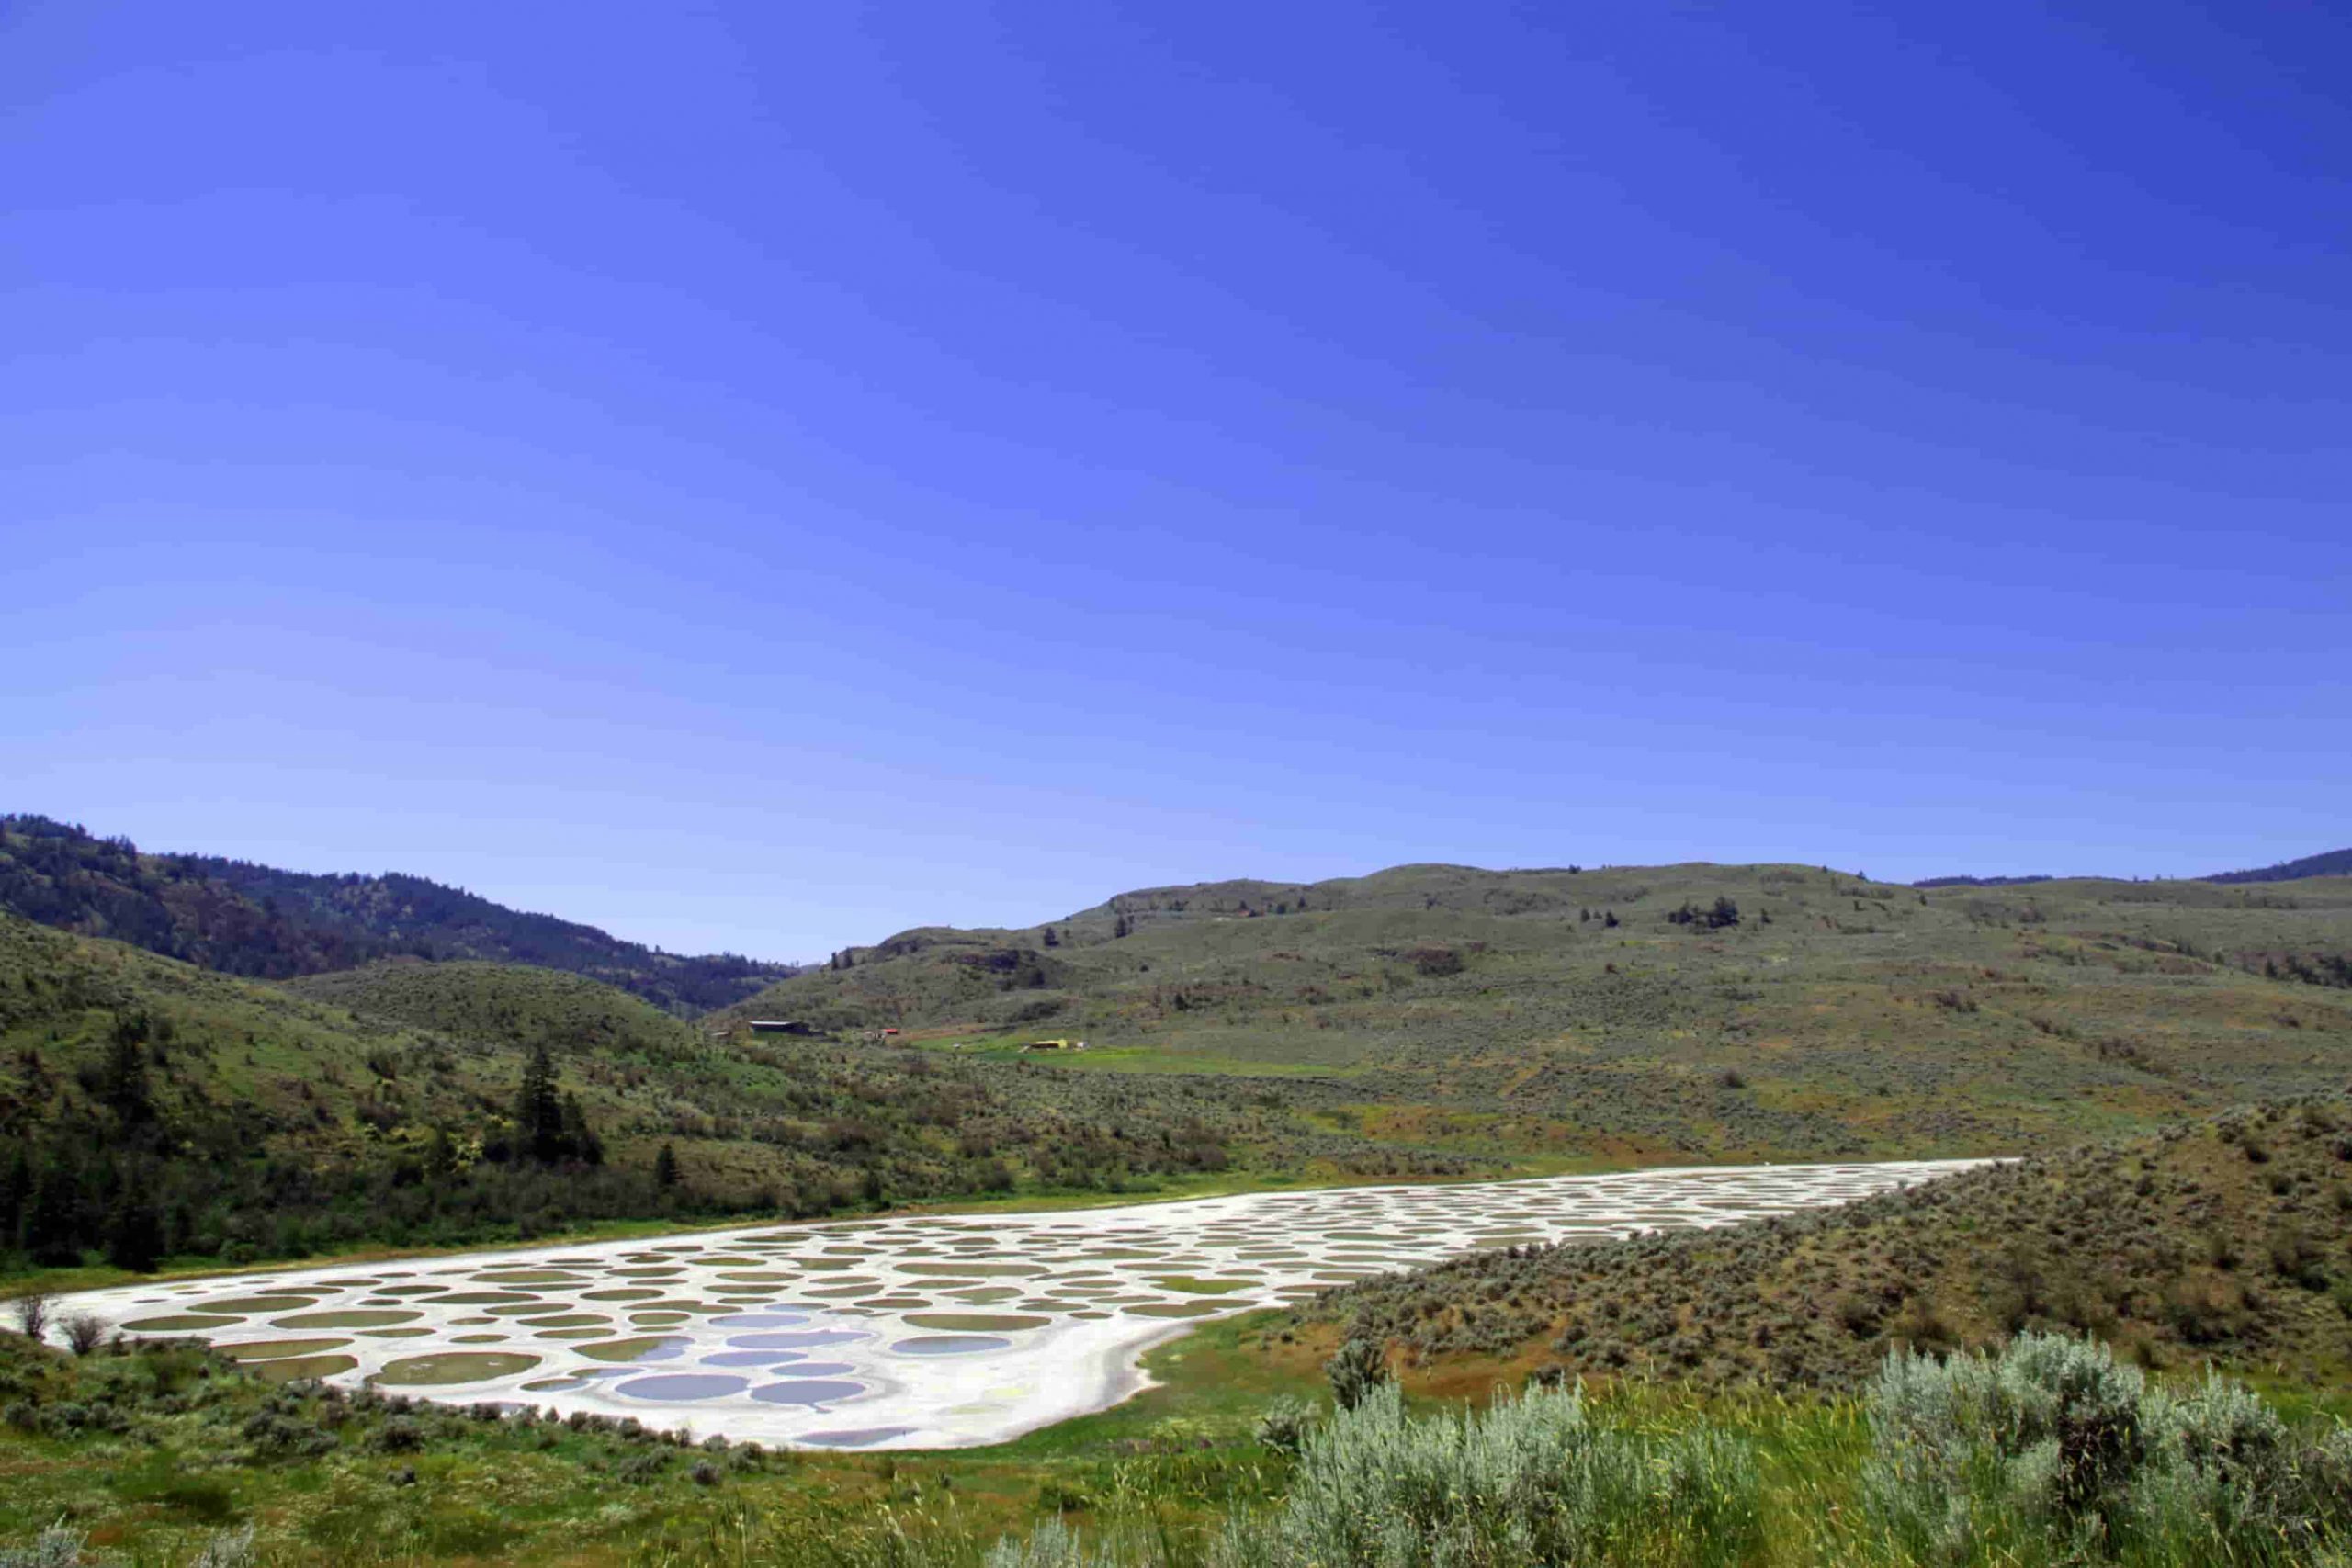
[1283,1097,2352,1397]
[0,916,1501,1282]
[6,1117,2350,1565]
[726,863,2352,1164]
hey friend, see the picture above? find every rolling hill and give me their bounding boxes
[0,814,795,1013]
[0,912,1483,1278]
[2210,847,2352,885]
[1293,1095,2352,1393]
[728,861,2352,1163]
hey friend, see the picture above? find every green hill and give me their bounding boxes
[2211,847,2352,884]
[727,862,2352,1165]
[0,916,1487,1280]
[1295,1096,2352,1394]
[280,959,705,1059]
[0,814,794,1014]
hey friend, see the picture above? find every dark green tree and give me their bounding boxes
[101,1019,154,1125]
[560,1093,604,1167]
[106,1176,166,1272]
[654,1142,681,1190]
[23,1156,85,1267]
[515,1043,567,1163]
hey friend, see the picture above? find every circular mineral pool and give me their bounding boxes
[615,1373,749,1401]
[193,1295,320,1314]
[574,1337,692,1364]
[220,1337,352,1360]
[123,1314,245,1332]
[699,1349,808,1368]
[710,1313,810,1328]
[889,1335,1009,1356]
[901,1313,1052,1332]
[273,1310,423,1329]
[254,1354,358,1382]
[749,1379,866,1406]
[727,1330,866,1350]
[372,1352,541,1385]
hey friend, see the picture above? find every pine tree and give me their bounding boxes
[653,1142,681,1190]
[560,1092,604,1166]
[23,1156,84,1267]
[101,1021,153,1125]
[515,1043,566,1163]
[106,1177,165,1273]
[0,1148,28,1244]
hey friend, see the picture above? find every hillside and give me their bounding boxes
[0,914,1486,1277]
[2211,847,2352,885]
[1291,1097,2352,1393]
[727,862,2352,1165]
[0,814,793,1014]
[281,959,703,1060]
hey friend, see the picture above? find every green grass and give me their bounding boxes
[730,863,2352,1169]
[7,1318,2346,1566]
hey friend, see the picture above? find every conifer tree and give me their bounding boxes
[106,1176,165,1272]
[515,1043,566,1163]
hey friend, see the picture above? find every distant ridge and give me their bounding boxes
[2206,848,2352,885]
[0,814,795,1015]
[1914,849,2352,888]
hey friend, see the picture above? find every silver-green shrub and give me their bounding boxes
[0,1527,83,1568]
[1864,1332,2352,1565]
[1209,1379,1760,1568]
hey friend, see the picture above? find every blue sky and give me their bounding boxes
[6,2,2346,960]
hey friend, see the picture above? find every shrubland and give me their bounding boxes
[734,863,2352,1166]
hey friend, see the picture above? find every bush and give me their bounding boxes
[0,1527,85,1568]
[188,1524,257,1568]
[60,1314,106,1358]
[1254,1396,1315,1456]
[1863,1332,2352,1564]
[1324,1337,1390,1412]
[1210,1381,1761,1567]
[8,1296,52,1343]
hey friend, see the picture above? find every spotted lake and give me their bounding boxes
[57,1159,1977,1450]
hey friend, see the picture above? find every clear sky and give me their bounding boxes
[6,3,2346,962]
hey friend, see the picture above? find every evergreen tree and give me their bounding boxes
[560,1093,604,1167]
[106,1176,165,1272]
[0,1148,28,1245]
[653,1142,681,1190]
[23,1156,85,1267]
[101,1020,154,1125]
[515,1043,566,1163]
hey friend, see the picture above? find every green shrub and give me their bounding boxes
[1323,1337,1389,1412]
[1209,1381,1761,1567]
[1862,1332,2352,1565]
[1253,1396,1315,1456]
